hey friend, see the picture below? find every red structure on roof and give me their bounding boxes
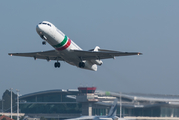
[77,87,98,103]
[78,87,96,91]
[78,87,96,94]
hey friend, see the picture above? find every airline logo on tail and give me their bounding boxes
[64,99,119,120]
[107,99,118,117]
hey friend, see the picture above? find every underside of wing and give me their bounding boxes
[8,50,63,61]
[73,49,142,60]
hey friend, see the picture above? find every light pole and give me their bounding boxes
[1,98,4,113]
[120,92,122,118]
[10,88,13,119]
[16,89,19,120]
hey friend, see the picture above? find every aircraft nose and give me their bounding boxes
[36,24,41,33]
[36,24,45,35]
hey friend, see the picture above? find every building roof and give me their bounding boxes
[78,87,96,91]
[96,90,179,102]
[0,115,14,120]
[19,89,78,99]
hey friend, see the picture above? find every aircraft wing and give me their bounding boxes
[8,50,64,61]
[73,49,142,60]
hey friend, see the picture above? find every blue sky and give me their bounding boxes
[1,1,179,97]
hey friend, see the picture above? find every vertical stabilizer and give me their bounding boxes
[90,46,103,65]
[108,99,118,117]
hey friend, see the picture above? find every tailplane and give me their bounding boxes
[108,99,118,117]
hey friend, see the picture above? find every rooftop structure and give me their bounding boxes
[77,87,98,103]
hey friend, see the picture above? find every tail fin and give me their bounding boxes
[108,99,118,117]
[93,46,100,51]
[90,46,103,65]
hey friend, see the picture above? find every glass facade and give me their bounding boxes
[19,91,82,114]
[116,107,161,117]
[116,106,179,117]
[92,106,179,117]
[92,108,107,116]
[20,103,81,114]
[161,107,179,117]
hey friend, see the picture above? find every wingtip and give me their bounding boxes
[138,52,143,55]
[8,53,12,56]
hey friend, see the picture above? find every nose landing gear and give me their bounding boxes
[42,41,46,45]
[40,35,47,45]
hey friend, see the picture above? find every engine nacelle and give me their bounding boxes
[91,59,103,65]
[90,46,103,65]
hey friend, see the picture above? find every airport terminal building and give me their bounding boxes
[19,87,179,119]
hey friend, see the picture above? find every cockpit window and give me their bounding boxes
[39,22,51,27]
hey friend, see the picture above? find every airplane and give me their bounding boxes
[65,99,126,120]
[8,21,142,71]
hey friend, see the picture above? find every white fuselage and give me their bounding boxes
[36,21,97,71]
[66,115,120,120]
